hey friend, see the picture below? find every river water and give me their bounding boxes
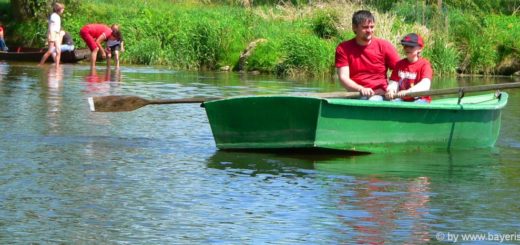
[0,62,519,244]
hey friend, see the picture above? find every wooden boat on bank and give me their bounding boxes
[203,92,508,153]
[0,47,90,63]
[88,82,519,153]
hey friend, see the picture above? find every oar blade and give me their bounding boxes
[89,96,150,112]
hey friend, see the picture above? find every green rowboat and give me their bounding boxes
[203,92,508,153]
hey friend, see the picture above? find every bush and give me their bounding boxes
[423,36,459,75]
[312,10,340,39]
[276,35,335,77]
[246,40,282,73]
[482,14,520,73]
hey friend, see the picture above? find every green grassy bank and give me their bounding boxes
[1,0,519,77]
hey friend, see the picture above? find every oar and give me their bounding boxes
[88,96,222,112]
[89,82,520,112]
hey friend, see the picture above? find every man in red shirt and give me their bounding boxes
[79,23,114,68]
[335,10,400,100]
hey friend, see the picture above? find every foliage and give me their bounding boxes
[276,35,335,77]
[481,14,520,74]
[1,0,518,77]
[366,0,518,15]
[423,35,459,75]
[9,0,81,20]
[443,0,519,14]
[389,0,438,26]
[448,9,519,74]
[246,40,282,73]
[312,10,340,39]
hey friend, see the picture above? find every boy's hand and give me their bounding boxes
[385,88,397,100]
[385,91,395,100]
[397,90,409,97]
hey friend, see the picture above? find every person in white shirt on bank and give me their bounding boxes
[39,2,65,66]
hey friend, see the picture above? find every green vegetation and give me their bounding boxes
[2,0,519,77]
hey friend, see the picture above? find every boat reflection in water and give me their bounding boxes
[206,149,499,244]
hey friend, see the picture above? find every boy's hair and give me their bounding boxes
[111,29,123,41]
[352,10,375,26]
[110,24,123,41]
[53,2,64,12]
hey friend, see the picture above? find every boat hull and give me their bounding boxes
[203,93,508,153]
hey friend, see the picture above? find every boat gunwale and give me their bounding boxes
[204,93,508,111]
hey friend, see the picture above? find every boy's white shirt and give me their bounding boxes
[387,56,431,93]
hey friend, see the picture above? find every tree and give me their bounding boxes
[10,0,80,21]
[10,0,49,21]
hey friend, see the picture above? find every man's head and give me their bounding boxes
[352,10,375,44]
[352,10,375,26]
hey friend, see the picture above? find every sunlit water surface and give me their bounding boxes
[0,62,519,244]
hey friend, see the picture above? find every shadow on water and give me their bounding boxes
[207,148,502,181]
[206,148,365,178]
[206,149,323,177]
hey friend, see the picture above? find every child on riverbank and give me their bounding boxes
[106,26,124,68]
[386,33,433,103]
[50,31,74,60]
[39,2,65,66]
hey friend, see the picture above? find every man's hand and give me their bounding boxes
[359,87,375,97]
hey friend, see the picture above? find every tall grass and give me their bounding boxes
[276,35,336,77]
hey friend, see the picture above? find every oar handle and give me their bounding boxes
[306,91,360,98]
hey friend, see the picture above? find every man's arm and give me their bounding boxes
[95,34,107,58]
[337,66,374,96]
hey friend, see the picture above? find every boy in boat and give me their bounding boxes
[386,33,433,103]
[105,25,124,68]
